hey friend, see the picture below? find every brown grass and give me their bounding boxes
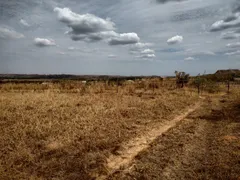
[110,86,240,180]
[0,80,202,179]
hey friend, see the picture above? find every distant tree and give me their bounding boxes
[192,74,206,95]
[175,71,190,88]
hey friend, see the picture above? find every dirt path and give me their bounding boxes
[96,101,203,180]
[108,94,240,180]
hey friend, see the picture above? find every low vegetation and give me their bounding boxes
[0,79,199,179]
[0,72,239,179]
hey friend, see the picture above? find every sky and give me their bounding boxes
[0,0,240,76]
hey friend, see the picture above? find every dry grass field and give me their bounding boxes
[0,79,239,180]
[111,88,240,180]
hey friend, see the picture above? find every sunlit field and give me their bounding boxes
[0,79,239,179]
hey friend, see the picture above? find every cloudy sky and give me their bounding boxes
[0,0,240,75]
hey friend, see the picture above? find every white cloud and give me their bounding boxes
[167,35,183,45]
[34,38,56,47]
[226,42,240,48]
[129,42,153,52]
[184,57,195,61]
[108,32,140,45]
[54,7,140,46]
[141,49,155,54]
[108,54,117,58]
[20,19,30,27]
[225,50,240,56]
[210,13,240,32]
[0,27,24,39]
[211,19,240,32]
[137,54,156,59]
[54,7,115,34]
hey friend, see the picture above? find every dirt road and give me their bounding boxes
[97,94,240,180]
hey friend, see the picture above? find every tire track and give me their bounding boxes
[96,101,203,180]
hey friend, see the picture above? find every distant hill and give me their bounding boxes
[203,69,240,82]
[215,69,240,76]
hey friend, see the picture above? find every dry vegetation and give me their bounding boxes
[111,87,240,180]
[0,79,239,179]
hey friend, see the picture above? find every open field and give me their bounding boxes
[0,80,239,179]
[111,90,240,180]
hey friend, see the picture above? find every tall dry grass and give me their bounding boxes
[0,80,201,179]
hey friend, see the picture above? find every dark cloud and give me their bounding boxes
[210,1,240,32]
[71,33,103,42]
[171,7,216,22]
[224,15,238,22]
[233,1,240,13]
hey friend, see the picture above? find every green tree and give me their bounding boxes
[175,71,190,88]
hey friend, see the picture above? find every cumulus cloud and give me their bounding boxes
[135,48,156,59]
[0,27,24,39]
[226,42,240,48]
[54,7,115,34]
[34,38,56,47]
[54,7,140,47]
[108,33,140,45]
[20,19,30,27]
[184,57,195,61]
[167,35,183,45]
